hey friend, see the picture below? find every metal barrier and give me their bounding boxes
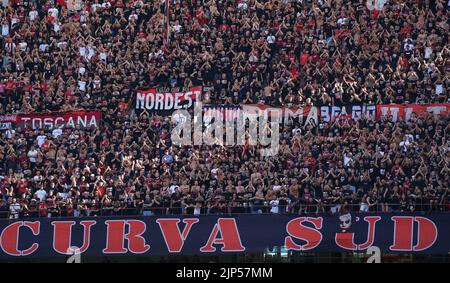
[0,203,449,220]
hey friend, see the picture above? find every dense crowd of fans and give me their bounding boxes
[0,0,449,218]
[1,111,449,218]
[1,0,449,113]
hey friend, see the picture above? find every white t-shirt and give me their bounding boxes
[344,155,352,166]
[436,84,443,95]
[9,203,21,214]
[29,10,39,21]
[403,42,414,51]
[91,3,102,12]
[169,185,179,194]
[58,192,68,200]
[54,22,61,33]
[35,189,47,201]
[69,133,79,141]
[78,80,86,91]
[33,174,42,182]
[172,24,182,33]
[27,149,38,163]
[87,46,95,60]
[10,17,18,27]
[367,0,388,10]
[39,44,49,52]
[52,128,63,138]
[36,135,47,147]
[48,7,59,19]
[337,17,347,26]
[211,168,219,176]
[237,2,248,9]
[57,41,67,49]
[273,185,281,192]
[129,14,138,21]
[80,12,88,22]
[1,24,9,37]
[5,129,15,139]
[377,0,388,9]
[405,134,414,142]
[399,138,412,152]
[19,42,27,51]
[424,47,432,59]
[5,42,15,52]
[270,200,279,214]
[266,35,275,44]
[79,46,86,56]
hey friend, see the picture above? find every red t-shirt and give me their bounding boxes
[307,18,316,27]
[118,102,129,116]
[400,25,412,35]
[304,156,317,171]
[46,15,56,24]
[41,139,50,148]
[290,68,298,81]
[18,180,28,194]
[79,181,88,192]
[96,185,106,197]
[288,53,296,63]
[114,1,125,7]
[398,56,409,68]
[40,82,47,93]
[146,178,162,189]
[335,28,351,40]
[220,24,229,31]
[56,0,66,7]
[5,81,15,93]
[23,84,33,93]
[160,131,168,140]
[295,22,303,33]
[64,90,74,100]
[100,139,110,147]
[98,163,106,175]
[39,203,48,217]
[300,53,310,65]
[19,155,29,167]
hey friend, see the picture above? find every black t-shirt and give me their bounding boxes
[172,196,181,207]
[278,197,288,206]
[361,180,371,192]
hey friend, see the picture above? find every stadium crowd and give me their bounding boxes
[0,0,449,218]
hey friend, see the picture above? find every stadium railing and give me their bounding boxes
[0,203,449,220]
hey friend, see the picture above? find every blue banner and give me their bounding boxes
[0,213,448,258]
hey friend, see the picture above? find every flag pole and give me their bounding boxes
[164,0,170,48]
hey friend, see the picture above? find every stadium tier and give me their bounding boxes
[0,0,448,261]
